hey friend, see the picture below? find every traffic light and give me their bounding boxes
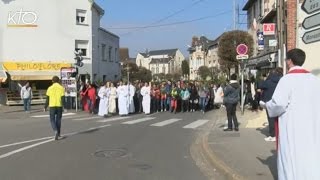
[74,50,84,67]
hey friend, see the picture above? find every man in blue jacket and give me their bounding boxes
[259,68,283,142]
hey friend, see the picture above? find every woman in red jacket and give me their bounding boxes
[86,83,97,114]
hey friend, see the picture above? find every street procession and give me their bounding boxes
[78,80,225,117]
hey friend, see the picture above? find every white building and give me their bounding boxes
[188,36,220,80]
[0,0,120,85]
[136,49,185,75]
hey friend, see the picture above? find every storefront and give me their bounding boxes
[0,62,71,105]
[246,52,278,70]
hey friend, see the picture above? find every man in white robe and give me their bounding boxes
[98,83,110,116]
[265,48,320,180]
[117,81,129,116]
[140,82,151,114]
[128,83,135,113]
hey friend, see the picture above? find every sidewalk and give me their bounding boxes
[206,108,277,180]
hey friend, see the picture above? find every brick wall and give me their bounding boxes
[286,0,297,50]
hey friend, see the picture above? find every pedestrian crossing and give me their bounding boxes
[150,118,182,127]
[30,113,211,130]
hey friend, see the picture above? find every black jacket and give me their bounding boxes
[223,81,240,104]
[259,73,282,102]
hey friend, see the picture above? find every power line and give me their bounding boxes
[115,0,207,36]
[108,10,232,30]
[150,0,207,25]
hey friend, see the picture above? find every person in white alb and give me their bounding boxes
[140,82,151,115]
[108,83,117,114]
[128,82,135,114]
[98,82,110,117]
[20,82,32,113]
[265,48,320,180]
[117,81,129,116]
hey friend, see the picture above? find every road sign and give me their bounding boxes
[302,12,320,29]
[236,54,249,60]
[302,28,320,44]
[302,0,320,14]
[263,23,276,35]
[236,44,248,55]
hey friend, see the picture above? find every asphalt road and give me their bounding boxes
[0,107,212,180]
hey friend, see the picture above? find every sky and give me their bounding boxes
[95,0,248,58]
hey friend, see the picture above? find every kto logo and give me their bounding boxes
[7,9,38,28]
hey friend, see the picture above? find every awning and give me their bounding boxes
[0,65,8,83]
[8,70,60,80]
[246,52,278,69]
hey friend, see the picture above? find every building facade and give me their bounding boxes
[136,49,185,75]
[295,0,320,76]
[188,36,220,80]
[243,0,278,70]
[0,0,120,86]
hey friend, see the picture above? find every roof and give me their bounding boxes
[188,35,220,52]
[99,27,120,38]
[147,49,178,56]
[92,2,105,15]
[149,58,171,64]
[242,0,257,11]
[119,48,129,62]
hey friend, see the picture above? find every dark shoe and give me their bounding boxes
[223,128,233,131]
[54,132,59,140]
[234,127,239,131]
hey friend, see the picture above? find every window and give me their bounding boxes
[162,66,166,73]
[109,46,112,62]
[76,9,87,25]
[93,74,97,81]
[114,48,118,62]
[103,75,106,82]
[151,67,155,74]
[156,67,159,74]
[101,44,107,61]
[75,40,89,57]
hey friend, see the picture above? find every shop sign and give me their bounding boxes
[3,62,71,71]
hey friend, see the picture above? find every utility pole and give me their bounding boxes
[277,0,286,74]
[233,0,237,30]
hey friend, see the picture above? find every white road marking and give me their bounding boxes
[73,116,103,121]
[224,120,228,130]
[97,116,130,123]
[0,136,53,149]
[122,117,155,125]
[183,120,209,129]
[31,113,75,118]
[0,139,55,159]
[150,118,182,127]
[0,124,112,160]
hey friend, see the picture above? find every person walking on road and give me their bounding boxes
[20,81,32,113]
[141,82,151,115]
[44,76,65,140]
[265,48,320,180]
[108,82,117,114]
[259,68,283,142]
[223,74,240,131]
[98,82,110,117]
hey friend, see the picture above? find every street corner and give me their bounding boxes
[242,110,268,129]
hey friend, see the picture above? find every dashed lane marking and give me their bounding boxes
[150,118,182,127]
[122,117,155,125]
[183,120,209,129]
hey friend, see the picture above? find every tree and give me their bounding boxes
[218,30,254,77]
[134,67,152,82]
[121,62,139,82]
[197,66,211,80]
[181,60,190,76]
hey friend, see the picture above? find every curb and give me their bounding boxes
[199,133,245,180]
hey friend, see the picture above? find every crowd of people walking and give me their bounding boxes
[78,80,226,117]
